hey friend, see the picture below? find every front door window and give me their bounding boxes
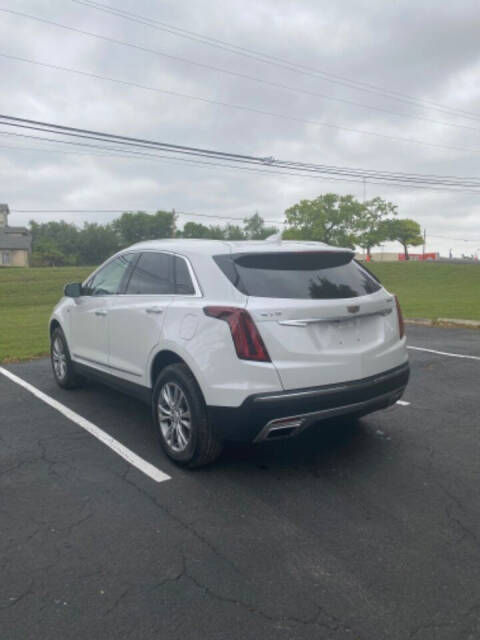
[84,254,134,296]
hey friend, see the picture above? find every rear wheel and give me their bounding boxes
[50,327,83,389]
[152,363,222,468]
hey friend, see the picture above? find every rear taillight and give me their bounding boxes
[395,295,405,339]
[204,306,271,362]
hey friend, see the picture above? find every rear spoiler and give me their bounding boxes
[232,250,355,270]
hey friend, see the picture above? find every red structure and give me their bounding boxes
[398,252,439,261]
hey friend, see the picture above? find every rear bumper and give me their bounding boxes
[208,362,410,443]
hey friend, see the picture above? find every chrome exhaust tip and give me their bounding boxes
[255,417,305,442]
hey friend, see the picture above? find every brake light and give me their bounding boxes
[204,306,271,362]
[395,295,405,339]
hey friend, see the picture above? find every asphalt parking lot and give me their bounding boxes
[1,325,479,640]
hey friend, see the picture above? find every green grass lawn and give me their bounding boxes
[0,262,479,363]
[368,262,480,321]
[0,266,93,362]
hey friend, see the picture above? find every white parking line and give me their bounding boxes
[0,367,171,483]
[396,400,410,406]
[407,346,480,361]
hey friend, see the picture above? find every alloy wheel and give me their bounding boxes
[157,382,192,453]
[52,337,67,381]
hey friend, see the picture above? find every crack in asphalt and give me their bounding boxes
[182,560,357,637]
[114,469,360,637]
[445,504,480,548]
[147,553,186,592]
[407,599,480,639]
[0,581,34,611]
[56,498,95,537]
[118,465,248,579]
[103,587,130,617]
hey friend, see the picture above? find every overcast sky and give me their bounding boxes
[1,0,480,256]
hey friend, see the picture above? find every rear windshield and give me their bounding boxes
[213,251,381,299]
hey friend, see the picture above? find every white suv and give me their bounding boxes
[50,239,409,467]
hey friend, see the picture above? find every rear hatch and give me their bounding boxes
[214,249,401,390]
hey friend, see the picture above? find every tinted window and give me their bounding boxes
[126,252,175,295]
[214,251,381,299]
[85,254,133,296]
[174,256,195,295]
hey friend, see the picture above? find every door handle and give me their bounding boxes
[95,310,107,317]
[145,307,163,315]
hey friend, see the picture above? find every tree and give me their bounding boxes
[243,212,278,240]
[179,221,228,240]
[283,194,364,247]
[78,223,120,265]
[204,225,227,240]
[31,238,68,266]
[112,210,176,246]
[181,222,212,239]
[30,220,80,265]
[384,218,423,260]
[223,224,246,240]
[355,197,397,258]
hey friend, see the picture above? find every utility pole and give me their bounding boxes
[362,178,367,203]
[423,228,426,260]
[172,208,176,238]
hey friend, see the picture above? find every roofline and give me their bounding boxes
[120,238,353,256]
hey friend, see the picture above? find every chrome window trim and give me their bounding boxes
[82,249,203,298]
[81,252,137,292]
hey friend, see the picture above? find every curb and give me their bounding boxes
[405,318,480,330]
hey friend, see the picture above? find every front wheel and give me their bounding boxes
[152,363,222,468]
[50,327,83,389]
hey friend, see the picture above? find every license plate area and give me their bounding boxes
[327,318,357,347]
[315,316,380,349]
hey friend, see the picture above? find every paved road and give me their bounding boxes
[1,326,479,639]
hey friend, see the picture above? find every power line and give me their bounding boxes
[429,234,480,243]
[5,137,480,196]
[5,127,480,186]
[3,115,480,192]
[9,207,284,225]
[71,0,480,123]
[3,51,480,158]
[5,131,441,192]
[2,7,480,135]
[0,131,381,187]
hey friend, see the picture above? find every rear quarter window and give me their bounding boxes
[213,251,381,299]
[174,255,196,295]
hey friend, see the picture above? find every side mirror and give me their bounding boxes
[64,282,82,298]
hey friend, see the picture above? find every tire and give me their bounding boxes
[152,363,223,468]
[50,327,83,389]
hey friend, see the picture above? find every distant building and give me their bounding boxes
[355,251,440,262]
[397,252,439,261]
[0,204,32,267]
[355,252,400,262]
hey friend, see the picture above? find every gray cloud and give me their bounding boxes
[1,0,480,256]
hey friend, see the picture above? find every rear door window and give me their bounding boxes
[214,251,381,299]
[125,252,175,295]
